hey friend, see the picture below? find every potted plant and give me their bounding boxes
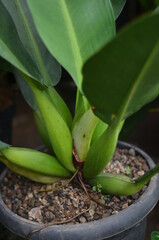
[0,0,159,239]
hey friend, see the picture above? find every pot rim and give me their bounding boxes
[0,141,159,239]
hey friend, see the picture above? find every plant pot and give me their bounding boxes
[0,141,159,240]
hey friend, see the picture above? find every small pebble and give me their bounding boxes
[0,148,149,225]
[89,209,94,217]
[79,217,86,223]
[129,149,135,156]
[122,203,128,209]
[138,170,145,176]
[28,207,42,221]
[72,200,79,208]
[28,193,33,199]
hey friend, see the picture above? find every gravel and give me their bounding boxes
[0,148,149,225]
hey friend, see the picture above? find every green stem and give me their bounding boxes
[135,162,159,188]
[75,88,79,113]
[83,120,124,179]
[73,90,90,126]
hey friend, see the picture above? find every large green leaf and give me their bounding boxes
[0,0,61,86]
[14,70,38,111]
[83,13,159,125]
[111,0,126,19]
[28,0,116,90]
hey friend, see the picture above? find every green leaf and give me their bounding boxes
[0,1,37,78]
[87,163,159,195]
[28,0,116,90]
[0,147,71,178]
[15,71,72,130]
[72,108,98,161]
[14,70,38,111]
[87,173,137,196]
[33,111,53,151]
[111,0,126,19]
[154,5,159,14]
[25,77,75,173]
[83,121,123,179]
[155,0,159,7]
[91,119,108,144]
[0,156,62,184]
[0,140,10,151]
[0,0,61,86]
[73,91,90,126]
[151,231,159,240]
[46,86,72,129]
[83,13,159,125]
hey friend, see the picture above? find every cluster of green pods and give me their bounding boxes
[0,76,159,196]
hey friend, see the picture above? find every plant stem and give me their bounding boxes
[135,162,159,188]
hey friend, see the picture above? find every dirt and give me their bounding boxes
[0,147,149,225]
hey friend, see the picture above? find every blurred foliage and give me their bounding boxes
[151,231,159,240]
[139,0,159,10]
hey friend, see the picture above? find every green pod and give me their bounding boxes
[91,119,108,144]
[88,174,137,196]
[0,156,61,184]
[47,86,72,129]
[0,147,71,178]
[88,163,159,196]
[83,122,122,179]
[72,108,98,161]
[26,78,75,172]
[33,110,53,151]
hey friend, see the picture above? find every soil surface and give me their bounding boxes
[1,148,149,225]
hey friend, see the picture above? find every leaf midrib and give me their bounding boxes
[59,0,82,84]
[15,0,51,85]
[117,39,159,123]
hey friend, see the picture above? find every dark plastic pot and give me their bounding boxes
[0,141,159,240]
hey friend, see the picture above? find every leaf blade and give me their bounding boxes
[111,0,126,19]
[0,0,61,86]
[28,0,116,89]
[83,13,159,124]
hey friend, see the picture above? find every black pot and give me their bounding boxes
[0,142,159,240]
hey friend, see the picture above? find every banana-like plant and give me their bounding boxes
[0,0,159,196]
